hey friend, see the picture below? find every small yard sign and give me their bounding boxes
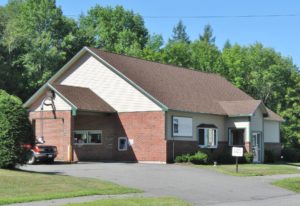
[232,147,243,157]
[232,147,243,173]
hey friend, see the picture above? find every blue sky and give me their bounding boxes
[1,0,299,66]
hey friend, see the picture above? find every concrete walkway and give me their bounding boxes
[12,163,300,206]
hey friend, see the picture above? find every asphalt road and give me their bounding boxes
[19,163,300,206]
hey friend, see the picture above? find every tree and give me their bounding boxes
[189,24,224,74]
[0,90,34,168]
[280,71,300,147]
[163,40,191,67]
[79,5,149,55]
[141,34,164,62]
[171,20,190,43]
[2,0,80,100]
[199,24,216,43]
[190,40,224,74]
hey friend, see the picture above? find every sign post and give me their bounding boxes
[232,147,243,173]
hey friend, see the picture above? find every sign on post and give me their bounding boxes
[232,147,243,173]
[232,147,243,157]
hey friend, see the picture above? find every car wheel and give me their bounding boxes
[27,152,36,165]
[45,158,55,164]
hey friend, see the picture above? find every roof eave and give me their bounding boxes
[23,47,88,108]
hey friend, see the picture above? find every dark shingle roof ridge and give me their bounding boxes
[87,47,225,79]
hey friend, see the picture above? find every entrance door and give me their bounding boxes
[252,132,262,162]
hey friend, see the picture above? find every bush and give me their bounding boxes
[282,147,300,162]
[244,152,254,163]
[189,151,208,164]
[175,154,190,163]
[0,90,34,169]
[264,150,275,163]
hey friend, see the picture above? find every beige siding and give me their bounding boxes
[250,108,264,132]
[225,117,250,142]
[58,53,162,112]
[166,111,225,142]
[30,94,71,111]
[264,120,280,143]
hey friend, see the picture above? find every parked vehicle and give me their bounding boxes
[27,145,58,164]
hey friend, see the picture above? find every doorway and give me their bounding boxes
[252,132,262,163]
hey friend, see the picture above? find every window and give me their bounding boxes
[229,129,245,146]
[172,116,193,137]
[118,137,128,151]
[198,124,218,148]
[74,130,102,144]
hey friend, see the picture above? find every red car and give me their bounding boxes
[26,145,58,164]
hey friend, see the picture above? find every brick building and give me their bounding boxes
[24,47,283,163]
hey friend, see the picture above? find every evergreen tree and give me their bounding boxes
[171,20,190,43]
[199,24,216,43]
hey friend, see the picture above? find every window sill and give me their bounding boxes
[198,145,217,149]
[74,143,102,145]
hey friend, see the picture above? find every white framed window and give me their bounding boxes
[118,137,128,151]
[172,116,193,137]
[228,129,245,146]
[74,130,102,144]
[198,125,218,148]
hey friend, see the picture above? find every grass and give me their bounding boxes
[182,163,300,176]
[0,169,140,205]
[273,177,300,193]
[64,197,191,206]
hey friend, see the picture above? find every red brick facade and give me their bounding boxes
[117,111,166,162]
[29,110,266,163]
[29,111,73,161]
[29,110,167,163]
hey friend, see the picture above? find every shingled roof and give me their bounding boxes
[52,84,116,113]
[88,48,283,121]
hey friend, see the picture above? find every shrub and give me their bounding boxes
[0,90,34,169]
[189,151,208,164]
[175,154,190,163]
[282,147,300,162]
[244,152,254,163]
[264,150,275,163]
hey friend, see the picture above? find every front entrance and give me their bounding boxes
[252,132,262,162]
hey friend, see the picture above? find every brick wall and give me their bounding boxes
[73,113,121,161]
[117,111,167,162]
[29,111,73,161]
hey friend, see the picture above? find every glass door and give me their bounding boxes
[252,132,262,162]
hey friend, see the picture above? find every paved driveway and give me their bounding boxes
[21,163,300,206]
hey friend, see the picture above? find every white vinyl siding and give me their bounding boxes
[31,94,71,111]
[59,54,162,112]
[250,108,264,132]
[264,120,280,143]
[166,111,225,142]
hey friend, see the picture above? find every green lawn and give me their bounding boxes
[186,163,300,176]
[64,197,191,206]
[273,177,300,193]
[0,169,140,205]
